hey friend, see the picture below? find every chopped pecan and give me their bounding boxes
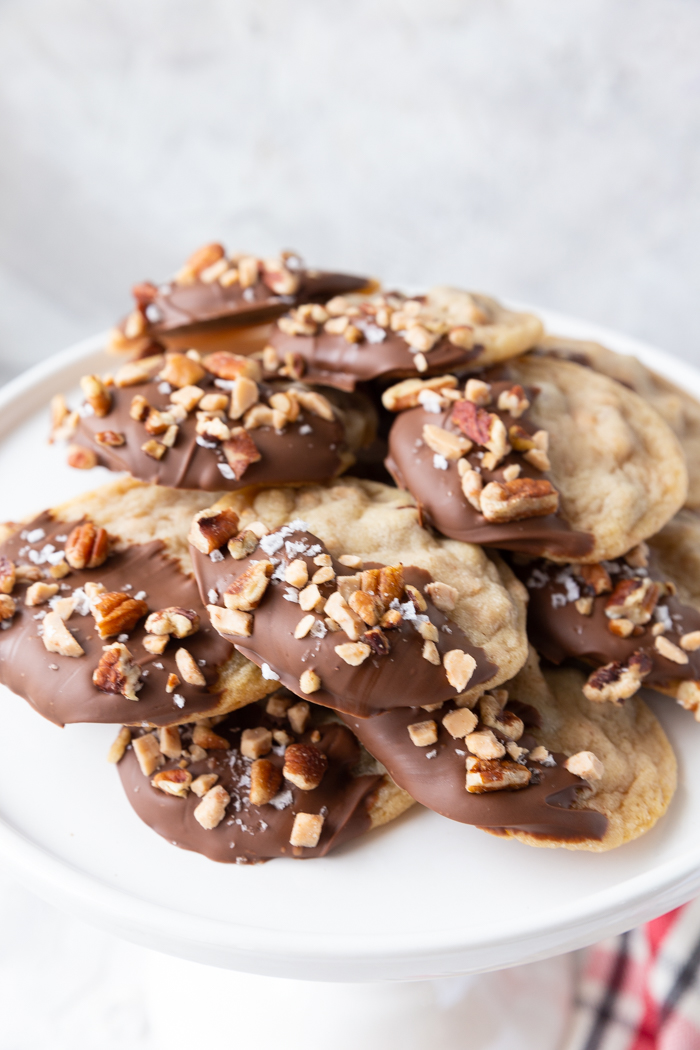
[170,384,204,412]
[681,631,700,652]
[132,733,164,776]
[608,618,634,638]
[80,374,111,417]
[15,564,43,583]
[423,424,471,460]
[563,751,604,781]
[267,693,294,717]
[175,647,207,685]
[144,606,200,638]
[194,784,230,830]
[382,375,458,412]
[460,467,483,511]
[152,768,192,797]
[189,506,239,554]
[42,611,84,657]
[442,707,478,739]
[191,773,219,797]
[141,439,167,460]
[324,591,364,639]
[497,385,530,418]
[605,577,659,625]
[348,589,378,626]
[404,583,427,613]
[0,555,16,595]
[180,242,225,279]
[228,376,260,420]
[407,720,438,746]
[464,379,492,406]
[207,605,253,637]
[285,559,309,588]
[222,428,262,480]
[377,565,404,610]
[451,400,493,445]
[192,724,229,750]
[64,521,110,570]
[625,543,649,569]
[299,668,321,694]
[92,591,148,639]
[443,649,476,692]
[143,634,168,654]
[425,581,457,612]
[422,639,440,664]
[95,430,125,448]
[508,424,535,451]
[283,743,328,791]
[583,650,652,703]
[287,701,309,734]
[249,759,283,805]
[465,729,505,760]
[334,641,372,665]
[93,642,141,700]
[655,634,689,664]
[480,478,559,523]
[115,354,164,388]
[130,394,150,421]
[293,389,335,421]
[363,627,390,655]
[466,757,531,793]
[67,445,98,470]
[224,559,273,611]
[0,594,16,620]
[380,608,402,630]
[240,726,272,759]
[228,529,260,560]
[289,812,324,848]
[159,353,206,388]
[195,413,231,442]
[106,726,131,764]
[25,581,59,606]
[158,725,182,759]
[578,563,612,595]
[202,352,262,383]
[165,672,180,692]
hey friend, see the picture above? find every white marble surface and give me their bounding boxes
[0,2,697,1043]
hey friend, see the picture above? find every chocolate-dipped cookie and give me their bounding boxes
[267,288,543,391]
[0,478,275,726]
[188,478,529,717]
[385,355,687,563]
[58,350,375,491]
[343,649,676,851]
[108,245,370,358]
[517,510,700,716]
[113,691,414,863]
[537,334,700,512]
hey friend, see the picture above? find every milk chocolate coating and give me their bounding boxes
[269,326,480,392]
[142,269,370,336]
[342,699,607,841]
[74,376,356,491]
[517,558,700,687]
[387,378,593,559]
[193,530,497,718]
[0,513,233,726]
[119,697,383,863]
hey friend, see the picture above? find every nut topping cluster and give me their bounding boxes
[383,374,558,524]
[406,690,604,795]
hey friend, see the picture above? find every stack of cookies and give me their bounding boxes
[3,241,696,863]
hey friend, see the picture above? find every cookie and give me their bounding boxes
[267,288,543,391]
[0,478,274,726]
[188,478,529,717]
[108,245,370,358]
[114,691,414,863]
[538,334,700,511]
[519,512,700,716]
[386,356,687,563]
[343,649,676,851]
[59,351,375,491]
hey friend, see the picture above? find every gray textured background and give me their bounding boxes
[0,0,698,385]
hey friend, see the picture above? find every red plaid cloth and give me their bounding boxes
[564,898,700,1049]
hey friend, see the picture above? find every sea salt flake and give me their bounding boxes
[283,588,300,603]
[210,549,224,562]
[425,749,437,759]
[551,593,567,609]
[117,633,129,642]
[310,619,327,639]
[218,463,235,480]
[268,789,293,810]
[655,604,673,631]
[134,591,146,600]
[196,436,218,449]
[299,424,312,435]
[26,528,45,543]
[208,589,218,603]
[158,381,172,394]
[173,694,186,708]
[433,454,449,471]
[261,663,280,681]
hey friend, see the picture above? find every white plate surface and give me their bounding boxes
[0,315,697,981]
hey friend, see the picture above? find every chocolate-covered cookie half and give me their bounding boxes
[518,510,700,716]
[343,649,676,851]
[113,691,414,863]
[58,351,375,491]
[385,355,687,563]
[108,245,370,358]
[267,288,543,391]
[537,334,700,513]
[0,479,274,726]
[189,478,529,717]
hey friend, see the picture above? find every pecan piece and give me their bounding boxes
[228,529,260,560]
[207,605,253,637]
[466,756,531,793]
[92,591,148,639]
[583,650,652,703]
[249,759,283,806]
[202,352,262,382]
[132,733,164,776]
[422,424,471,460]
[378,565,404,610]
[0,555,16,595]
[151,768,192,797]
[188,506,239,554]
[224,559,273,611]
[381,375,458,412]
[451,399,493,445]
[64,521,110,569]
[605,577,659,625]
[194,785,230,829]
[299,668,321,694]
[407,720,438,746]
[222,428,262,480]
[144,606,199,638]
[443,649,476,692]
[288,701,310,734]
[563,751,604,781]
[348,589,378,626]
[363,627,390,655]
[67,445,98,470]
[42,610,84,657]
[95,430,125,448]
[289,812,324,848]
[425,581,457,612]
[479,478,559,523]
[465,729,505,760]
[92,642,142,700]
[240,726,272,759]
[159,353,206,389]
[174,647,207,685]
[283,743,328,791]
[192,724,229,750]
[115,354,164,388]
[0,594,17,620]
[578,563,612,595]
[80,374,111,417]
[106,726,131,764]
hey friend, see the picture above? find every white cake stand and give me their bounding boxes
[0,312,697,1039]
